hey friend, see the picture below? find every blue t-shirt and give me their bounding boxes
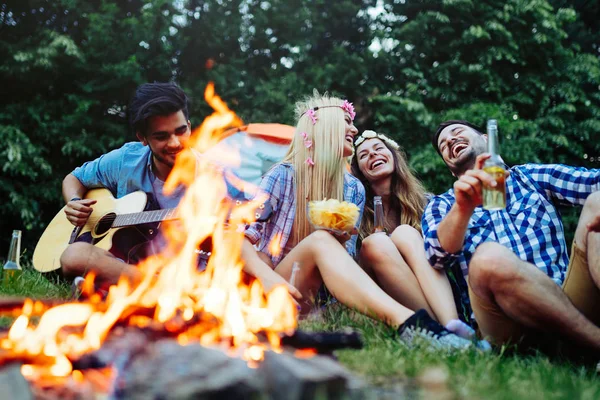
[71,142,243,209]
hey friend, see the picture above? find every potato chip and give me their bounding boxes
[308,199,360,233]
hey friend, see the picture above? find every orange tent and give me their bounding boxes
[223,123,295,144]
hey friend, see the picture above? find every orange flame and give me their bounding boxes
[1,83,297,382]
[268,232,283,259]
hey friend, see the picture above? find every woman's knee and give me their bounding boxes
[302,230,343,255]
[360,233,395,264]
[390,225,424,252]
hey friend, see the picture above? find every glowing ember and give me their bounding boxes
[0,83,298,382]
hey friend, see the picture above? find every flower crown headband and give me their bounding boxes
[299,100,356,167]
[354,130,399,150]
[300,100,356,125]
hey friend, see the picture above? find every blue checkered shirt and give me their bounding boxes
[245,163,365,267]
[423,164,600,319]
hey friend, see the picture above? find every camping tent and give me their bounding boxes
[212,123,295,191]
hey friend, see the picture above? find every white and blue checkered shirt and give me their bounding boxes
[423,164,600,318]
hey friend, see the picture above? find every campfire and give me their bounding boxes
[0,84,361,399]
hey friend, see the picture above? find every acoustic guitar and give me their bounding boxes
[32,188,271,273]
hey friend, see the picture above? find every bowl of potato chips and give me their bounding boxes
[308,199,360,234]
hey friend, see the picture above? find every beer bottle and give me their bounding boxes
[482,120,507,210]
[3,230,23,285]
[373,196,385,233]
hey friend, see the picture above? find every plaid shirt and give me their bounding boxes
[423,164,600,320]
[245,163,365,267]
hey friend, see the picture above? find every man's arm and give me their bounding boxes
[62,173,87,204]
[62,146,126,226]
[430,154,498,254]
[436,204,474,254]
[62,173,96,227]
[523,164,600,206]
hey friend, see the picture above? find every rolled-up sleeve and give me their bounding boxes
[523,164,600,206]
[71,147,123,193]
[422,195,462,270]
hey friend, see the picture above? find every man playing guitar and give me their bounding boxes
[60,82,238,288]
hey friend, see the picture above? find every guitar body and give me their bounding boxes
[33,187,273,273]
[33,189,149,273]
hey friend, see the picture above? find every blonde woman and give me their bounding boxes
[241,94,482,349]
[351,130,474,335]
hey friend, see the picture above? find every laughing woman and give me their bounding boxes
[240,94,479,349]
[351,130,468,330]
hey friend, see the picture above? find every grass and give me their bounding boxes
[300,305,600,400]
[1,263,599,399]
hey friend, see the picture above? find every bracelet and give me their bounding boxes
[70,197,82,202]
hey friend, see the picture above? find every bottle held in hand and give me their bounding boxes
[482,120,507,210]
[373,196,385,233]
[3,230,23,285]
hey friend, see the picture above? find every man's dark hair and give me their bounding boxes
[432,120,483,156]
[129,82,190,136]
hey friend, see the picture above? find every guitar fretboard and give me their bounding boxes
[113,208,179,227]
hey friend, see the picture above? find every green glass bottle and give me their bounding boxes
[3,230,22,285]
[482,120,507,210]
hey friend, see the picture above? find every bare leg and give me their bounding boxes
[391,225,459,325]
[469,242,600,351]
[274,230,414,327]
[574,191,600,288]
[61,242,142,286]
[359,232,435,318]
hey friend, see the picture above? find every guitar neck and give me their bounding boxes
[113,208,179,228]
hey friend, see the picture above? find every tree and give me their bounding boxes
[0,0,180,256]
[176,0,377,126]
[369,0,600,195]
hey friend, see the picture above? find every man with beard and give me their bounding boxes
[60,82,225,287]
[422,120,600,356]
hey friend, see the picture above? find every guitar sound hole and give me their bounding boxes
[95,213,117,236]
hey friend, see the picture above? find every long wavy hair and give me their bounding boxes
[282,92,348,243]
[351,138,427,239]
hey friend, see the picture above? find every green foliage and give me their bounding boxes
[0,0,179,255]
[370,0,600,219]
[1,0,598,258]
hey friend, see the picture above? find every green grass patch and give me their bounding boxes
[0,266,598,399]
[0,266,70,300]
[300,305,600,400]
[0,262,70,328]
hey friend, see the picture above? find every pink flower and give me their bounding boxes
[307,109,318,125]
[300,132,312,148]
[305,157,315,166]
[341,100,356,121]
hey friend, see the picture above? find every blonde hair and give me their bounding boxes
[351,137,427,239]
[283,91,348,243]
